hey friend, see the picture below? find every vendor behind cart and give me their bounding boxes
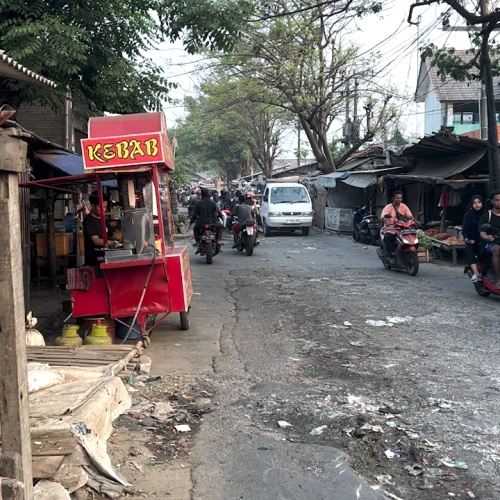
[83,194,122,266]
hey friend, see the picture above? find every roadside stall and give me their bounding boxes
[22,112,192,342]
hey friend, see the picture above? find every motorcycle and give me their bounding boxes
[197,224,221,264]
[377,217,420,276]
[237,220,258,256]
[353,205,380,246]
[466,223,500,298]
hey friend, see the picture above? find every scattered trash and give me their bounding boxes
[379,406,401,415]
[349,341,365,347]
[359,423,384,434]
[261,259,269,261]
[438,458,468,470]
[386,421,397,428]
[467,491,476,498]
[305,247,317,250]
[152,401,174,422]
[127,460,144,473]
[174,424,191,433]
[347,395,363,405]
[375,474,394,485]
[366,320,392,327]
[386,316,413,323]
[278,420,293,429]
[143,376,162,383]
[310,425,328,436]
[146,460,166,465]
[343,321,352,326]
[341,362,355,368]
[288,357,301,361]
[173,343,181,347]
[404,464,424,476]
[385,449,401,459]
[288,250,301,253]
[385,493,405,500]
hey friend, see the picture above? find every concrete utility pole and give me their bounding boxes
[481,0,500,193]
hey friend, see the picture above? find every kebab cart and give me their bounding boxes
[62,112,191,343]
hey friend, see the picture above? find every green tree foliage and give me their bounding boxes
[0,0,252,113]
[224,0,396,173]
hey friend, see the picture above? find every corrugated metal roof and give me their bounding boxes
[400,131,488,159]
[416,49,500,103]
[0,49,56,88]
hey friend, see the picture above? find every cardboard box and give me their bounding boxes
[36,233,73,257]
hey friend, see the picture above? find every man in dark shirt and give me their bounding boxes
[479,190,500,283]
[83,195,121,266]
[191,188,223,248]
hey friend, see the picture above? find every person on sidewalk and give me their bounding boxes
[479,190,500,284]
[191,187,223,252]
[83,194,122,266]
[381,190,415,257]
[463,195,484,283]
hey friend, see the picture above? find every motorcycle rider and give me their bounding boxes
[479,190,500,284]
[232,192,256,248]
[191,187,223,253]
[381,190,415,257]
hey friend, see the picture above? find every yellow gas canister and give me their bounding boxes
[55,324,83,347]
[84,321,112,345]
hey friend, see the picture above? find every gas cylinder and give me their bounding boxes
[55,324,83,347]
[84,320,112,345]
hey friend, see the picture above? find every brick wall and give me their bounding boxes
[16,103,66,147]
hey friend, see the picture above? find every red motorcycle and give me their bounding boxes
[467,223,500,297]
[377,219,420,276]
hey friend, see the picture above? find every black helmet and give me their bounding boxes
[201,187,210,198]
[221,189,228,196]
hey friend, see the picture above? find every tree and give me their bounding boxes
[224,0,396,173]
[0,0,252,113]
[409,0,500,191]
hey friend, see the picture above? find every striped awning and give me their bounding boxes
[0,49,56,88]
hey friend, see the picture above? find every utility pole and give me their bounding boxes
[481,0,500,193]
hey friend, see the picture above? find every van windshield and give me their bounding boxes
[270,186,309,204]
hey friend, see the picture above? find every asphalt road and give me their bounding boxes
[149,228,500,500]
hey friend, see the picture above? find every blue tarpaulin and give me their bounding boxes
[34,149,84,176]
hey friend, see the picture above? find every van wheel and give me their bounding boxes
[264,219,272,237]
[302,227,310,236]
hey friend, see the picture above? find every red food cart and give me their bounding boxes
[57,112,191,342]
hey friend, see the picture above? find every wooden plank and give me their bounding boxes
[31,455,65,479]
[0,171,33,499]
[31,436,79,457]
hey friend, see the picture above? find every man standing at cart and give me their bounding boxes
[191,188,223,252]
[83,194,122,266]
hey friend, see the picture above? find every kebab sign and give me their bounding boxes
[82,132,169,170]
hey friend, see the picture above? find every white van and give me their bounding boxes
[260,182,314,236]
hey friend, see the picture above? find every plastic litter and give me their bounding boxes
[349,341,365,347]
[310,425,328,436]
[278,420,293,429]
[439,459,468,469]
[467,492,476,498]
[386,316,413,323]
[343,321,352,326]
[386,421,397,428]
[375,474,394,485]
[404,464,424,476]
[27,364,64,394]
[366,320,392,327]
[385,449,401,459]
[174,424,191,433]
[359,423,384,434]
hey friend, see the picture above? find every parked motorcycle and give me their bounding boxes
[237,220,258,256]
[197,224,221,264]
[377,218,420,276]
[466,223,500,297]
[353,205,380,246]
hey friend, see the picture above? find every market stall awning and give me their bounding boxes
[34,149,84,176]
[386,148,487,183]
[0,49,56,88]
[314,167,407,189]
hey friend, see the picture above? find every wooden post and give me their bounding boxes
[0,131,34,499]
[47,191,57,289]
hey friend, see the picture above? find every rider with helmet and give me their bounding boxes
[231,192,256,248]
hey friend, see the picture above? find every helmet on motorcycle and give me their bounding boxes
[245,190,254,199]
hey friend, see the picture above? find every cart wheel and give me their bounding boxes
[180,311,190,330]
